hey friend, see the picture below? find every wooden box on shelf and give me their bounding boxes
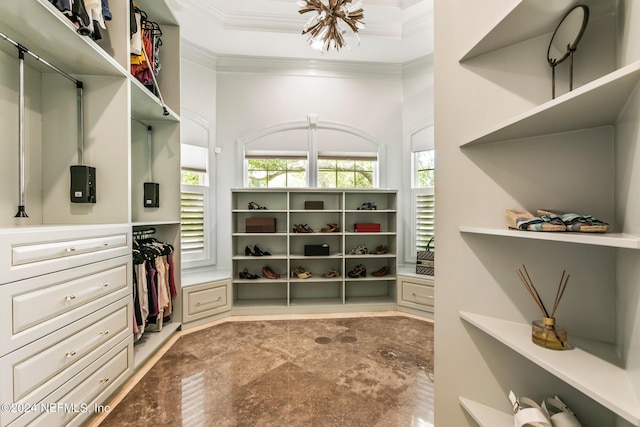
[246,218,276,233]
[354,223,381,232]
[304,201,324,210]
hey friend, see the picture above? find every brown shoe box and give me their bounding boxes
[304,201,324,210]
[246,217,276,233]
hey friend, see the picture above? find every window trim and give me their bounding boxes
[238,116,386,188]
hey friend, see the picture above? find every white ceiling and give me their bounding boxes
[165,0,434,63]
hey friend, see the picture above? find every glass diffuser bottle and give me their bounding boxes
[531,316,568,350]
[517,265,571,351]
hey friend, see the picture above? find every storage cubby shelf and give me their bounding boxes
[233,232,289,237]
[459,226,640,249]
[458,397,511,427]
[460,61,640,146]
[232,189,397,312]
[460,311,640,425]
[130,78,180,122]
[0,1,126,77]
[459,0,614,62]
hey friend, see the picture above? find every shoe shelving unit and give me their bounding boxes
[0,1,181,424]
[436,1,640,426]
[231,189,398,315]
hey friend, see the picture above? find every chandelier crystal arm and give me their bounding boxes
[297,0,365,52]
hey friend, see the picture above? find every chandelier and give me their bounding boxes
[297,0,365,52]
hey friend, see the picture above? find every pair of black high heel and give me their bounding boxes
[248,201,267,210]
[245,245,271,256]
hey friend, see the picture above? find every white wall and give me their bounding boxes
[213,58,405,269]
[401,55,434,263]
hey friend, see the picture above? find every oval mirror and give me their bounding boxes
[547,5,589,98]
[547,5,589,66]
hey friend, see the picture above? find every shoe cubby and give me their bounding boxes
[290,281,343,306]
[231,189,397,314]
[289,191,343,211]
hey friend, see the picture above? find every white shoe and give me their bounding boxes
[541,395,582,427]
[509,391,552,427]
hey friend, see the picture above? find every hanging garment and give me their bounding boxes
[130,7,142,55]
[102,0,112,20]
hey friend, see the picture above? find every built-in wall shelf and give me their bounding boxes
[0,0,126,77]
[460,61,640,146]
[459,226,640,249]
[460,311,640,425]
[459,0,615,62]
[458,396,511,426]
[231,189,397,313]
[130,78,180,122]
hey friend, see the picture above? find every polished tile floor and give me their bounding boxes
[98,315,434,426]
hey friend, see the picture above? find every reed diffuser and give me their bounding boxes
[516,265,570,350]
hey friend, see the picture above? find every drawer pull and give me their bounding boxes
[65,329,112,360]
[64,242,110,254]
[196,296,222,307]
[412,293,434,299]
[99,377,110,384]
[64,283,113,302]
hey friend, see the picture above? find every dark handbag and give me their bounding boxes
[416,237,435,276]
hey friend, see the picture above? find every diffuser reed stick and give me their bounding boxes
[516,264,570,350]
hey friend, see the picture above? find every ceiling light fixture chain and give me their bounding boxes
[297,0,365,52]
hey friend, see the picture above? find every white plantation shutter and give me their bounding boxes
[181,187,208,260]
[415,190,435,252]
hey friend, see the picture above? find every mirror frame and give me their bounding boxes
[547,4,589,66]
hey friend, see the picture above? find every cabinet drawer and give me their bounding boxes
[401,280,434,309]
[27,338,132,427]
[0,224,130,285]
[0,256,131,354]
[0,299,131,427]
[183,279,231,324]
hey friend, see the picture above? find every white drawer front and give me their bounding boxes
[183,280,231,324]
[189,285,227,315]
[401,281,434,308]
[0,224,130,285]
[13,305,128,402]
[0,256,131,354]
[28,338,131,427]
[0,300,131,427]
[11,234,127,267]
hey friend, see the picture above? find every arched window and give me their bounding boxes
[239,115,385,188]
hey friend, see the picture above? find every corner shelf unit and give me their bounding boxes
[460,312,640,425]
[446,1,640,426]
[231,189,398,314]
[460,61,640,147]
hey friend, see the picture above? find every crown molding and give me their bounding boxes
[181,40,218,69]
[216,55,403,79]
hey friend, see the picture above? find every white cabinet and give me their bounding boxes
[0,226,133,427]
[436,1,640,426]
[0,0,182,422]
[231,189,398,314]
[398,274,434,317]
[182,279,232,328]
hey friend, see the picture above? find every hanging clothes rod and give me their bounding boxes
[0,31,86,166]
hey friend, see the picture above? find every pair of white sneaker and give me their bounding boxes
[509,391,582,427]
